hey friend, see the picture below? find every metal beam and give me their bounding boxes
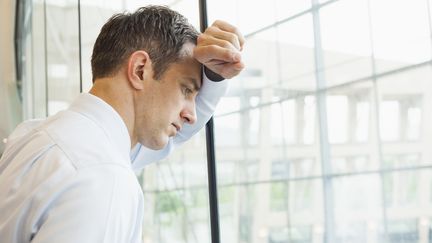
[198,1,221,243]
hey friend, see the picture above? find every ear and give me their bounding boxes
[127,50,152,90]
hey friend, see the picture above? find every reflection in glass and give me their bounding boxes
[384,171,419,207]
[333,174,385,243]
[319,0,373,86]
[380,100,400,142]
[45,2,80,115]
[277,14,316,91]
[370,0,431,73]
[327,95,348,144]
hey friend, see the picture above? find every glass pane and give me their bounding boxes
[319,0,373,86]
[216,181,323,243]
[326,81,377,173]
[333,174,385,243]
[80,0,122,92]
[241,27,283,91]
[370,0,432,73]
[30,0,48,118]
[377,65,432,168]
[277,13,316,92]
[327,95,349,144]
[387,219,419,243]
[142,188,210,243]
[46,1,80,115]
[139,129,210,243]
[383,169,432,243]
[215,113,241,147]
[383,170,420,208]
[275,0,311,21]
[233,0,277,35]
[271,100,296,145]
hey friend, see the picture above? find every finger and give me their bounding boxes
[212,20,246,50]
[194,45,241,64]
[198,35,239,53]
[206,26,241,50]
[219,62,245,79]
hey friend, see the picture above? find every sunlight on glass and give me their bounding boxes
[215,114,241,147]
[303,96,316,144]
[320,0,371,57]
[370,0,431,72]
[282,100,296,144]
[271,100,296,145]
[275,0,311,21]
[242,28,280,89]
[355,102,370,142]
[290,158,316,178]
[271,103,284,145]
[249,108,260,146]
[380,100,400,141]
[277,14,314,48]
[319,0,373,85]
[215,97,241,116]
[277,14,316,91]
[327,95,348,144]
[407,107,422,141]
[236,0,279,34]
[333,174,384,241]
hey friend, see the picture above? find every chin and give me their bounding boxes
[145,137,168,150]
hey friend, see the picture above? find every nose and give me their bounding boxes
[180,100,197,125]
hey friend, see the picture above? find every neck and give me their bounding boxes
[89,76,138,148]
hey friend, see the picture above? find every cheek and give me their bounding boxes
[165,91,184,110]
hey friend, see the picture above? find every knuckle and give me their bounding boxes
[207,26,217,33]
[231,25,239,34]
[213,20,222,26]
[208,44,219,52]
[221,40,232,49]
[228,33,238,45]
[197,34,206,43]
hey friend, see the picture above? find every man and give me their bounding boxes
[0,5,244,243]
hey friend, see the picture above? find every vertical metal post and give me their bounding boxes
[310,1,335,242]
[199,1,221,243]
[78,0,83,93]
[43,0,48,116]
[366,0,389,240]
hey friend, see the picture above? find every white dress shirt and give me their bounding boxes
[0,75,227,243]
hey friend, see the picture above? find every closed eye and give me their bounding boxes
[182,85,193,97]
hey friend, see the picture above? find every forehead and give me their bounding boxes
[171,43,202,80]
[169,57,202,87]
[157,42,202,87]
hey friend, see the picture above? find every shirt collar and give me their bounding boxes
[68,93,131,163]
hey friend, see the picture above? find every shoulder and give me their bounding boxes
[25,164,143,243]
[37,110,128,168]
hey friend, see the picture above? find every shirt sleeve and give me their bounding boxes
[130,71,229,170]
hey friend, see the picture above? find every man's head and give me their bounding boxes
[91,5,199,81]
[90,6,202,150]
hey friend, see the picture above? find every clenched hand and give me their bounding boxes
[193,20,245,79]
